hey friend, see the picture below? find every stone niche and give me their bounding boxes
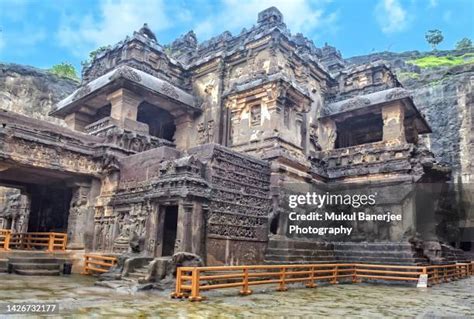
[225,81,311,159]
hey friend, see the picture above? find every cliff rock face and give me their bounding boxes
[347,50,474,182]
[0,63,78,124]
[0,63,78,223]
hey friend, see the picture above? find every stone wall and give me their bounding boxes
[189,144,272,265]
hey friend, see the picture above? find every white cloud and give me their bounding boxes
[193,0,338,41]
[375,0,408,34]
[56,0,172,57]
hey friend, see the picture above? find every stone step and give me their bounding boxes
[0,251,70,258]
[265,255,337,262]
[8,257,63,264]
[10,263,60,271]
[13,269,61,276]
[265,248,335,257]
[268,240,334,250]
[333,243,414,252]
[133,268,149,274]
[335,256,427,265]
[264,259,337,265]
[333,250,418,258]
[127,272,146,279]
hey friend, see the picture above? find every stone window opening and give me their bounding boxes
[92,104,111,123]
[137,102,176,141]
[250,104,262,127]
[335,113,383,148]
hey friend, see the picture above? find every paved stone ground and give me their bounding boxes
[0,273,472,318]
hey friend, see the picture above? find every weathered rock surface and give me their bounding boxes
[346,49,474,181]
[0,63,78,125]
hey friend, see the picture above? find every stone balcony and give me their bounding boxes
[319,141,417,180]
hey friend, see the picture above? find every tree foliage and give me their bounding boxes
[81,46,109,68]
[455,38,473,50]
[425,29,444,50]
[49,62,78,80]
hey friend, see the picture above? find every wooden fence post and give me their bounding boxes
[331,265,338,284]
[240,268,252,295]
[47,233,54,252]
[171,268,184,298]
[306,266,317,288]
[189,267,202,301]
[276,267,288,291]
[352,265,358,283]
[4,232,10,250]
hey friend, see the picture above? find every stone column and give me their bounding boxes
[67,184,92,250]
[319,118,337,151]
[175,201,193,253]
[107,88,142,126]
[174,114,194,150]
[382,102,406,145]
[65,112,92,132]
[191,203,205,257]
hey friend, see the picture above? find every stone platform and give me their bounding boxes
[0,250,76,276]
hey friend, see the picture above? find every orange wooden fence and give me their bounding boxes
[0,229,11,250]
[82,254,118,275]
[9,232,67,251]
[172,262,473,301]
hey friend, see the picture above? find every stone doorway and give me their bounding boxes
[27,185,72,233]
[161,205,178,256]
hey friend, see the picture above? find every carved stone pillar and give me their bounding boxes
[107,88,142,126]
[174,114,194,150]
[191,203,205,257]
[319,118,337,151]
[382,102,406,145]
[67,184,92,249]
[175,201,193,253]
[65,112,92,132]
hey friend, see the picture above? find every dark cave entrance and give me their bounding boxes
[162,205,178,256]
[137,102,176,141]
[27,185,72,233]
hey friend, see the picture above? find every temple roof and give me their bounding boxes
[51,66,197,118]
[321,87,432,134]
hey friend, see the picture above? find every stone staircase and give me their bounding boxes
[0,251,72,276]
[333,242,429,265]
[440,244,471,264]
[264,238,430,265]
[125,264,150,282]
[264,237,337,264]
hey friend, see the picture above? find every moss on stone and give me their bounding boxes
[407,54,474,68]
[396,71,420,81]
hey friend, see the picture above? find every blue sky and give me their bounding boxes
[0,0,473,72]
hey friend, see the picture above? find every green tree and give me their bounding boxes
[49,62,78,80]
[425,29,444,50]
[81,46,109,68]
[455,38,473,50]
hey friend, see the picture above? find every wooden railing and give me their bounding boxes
[9,232,67,251]
[172,262,473,301]
[0,229,11,250]
[82,254,118,275]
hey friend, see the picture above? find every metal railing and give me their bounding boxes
[82,254,118,275]
[9,232,67,252]
[0,229,11,250]
[172,262,473,301]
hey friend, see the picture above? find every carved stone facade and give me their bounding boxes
[0,6,470,269]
